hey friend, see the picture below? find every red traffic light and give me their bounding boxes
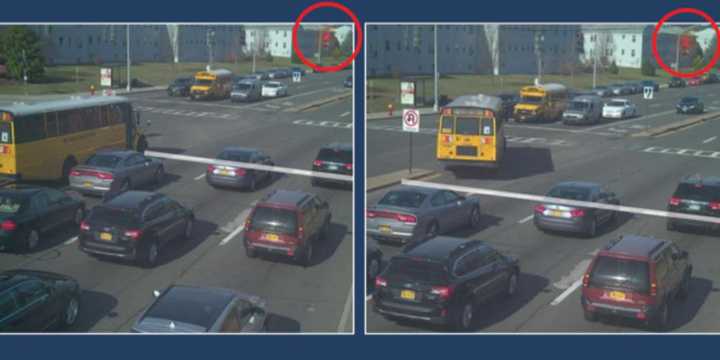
[322,31,332,43]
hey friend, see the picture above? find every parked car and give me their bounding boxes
[609,83,632,95]
[268,69,290,79]
[367,186,482,244]
[581,235,692,330]
[668,77,686,88]
[667,175,720,233]
[261,81,288,98]
[367,238,383,285]
[602,98,637,119]
[290,67,306,76]
[626,81,644,94]
[69,150,164,197]
[311,143,352,187]
[206,147,274,191]
[343,76,352,88]
[230,80,262,102]
[0,270,81,331]
[374,236,520,331]
[534,181,620,237]
[0,185,85,253]
[497,93,520,120]
[249,71,270,81]
[132,285,268,333]
[167,77,193,97]
[641,80,660,92]
[79,191,195,268]
[243,190,331,266]
[686,77,702,86]
[676,97,704,114]
[591,86,611,97]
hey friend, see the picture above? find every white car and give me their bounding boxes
[261,81,288,98]
[602,99,637,119]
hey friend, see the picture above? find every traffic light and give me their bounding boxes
[680,34,693,56]
[322,31,331,48]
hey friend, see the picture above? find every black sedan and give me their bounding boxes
[497,93,519,120]
[676,97,704,114]
[0,185,85,253]
[641,80,660,92]
[533,181,620,237]
[0,270,81,331]
[311,143,352,188]
[167,77,193,97]
[79,191,194,268]
[668,77,686,88]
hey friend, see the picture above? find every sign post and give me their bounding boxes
[643,85,653,117]
[403,109,420,174]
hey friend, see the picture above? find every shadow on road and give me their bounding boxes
[449,146,554,181]
[156,219,218,267]
[71,289,119,332]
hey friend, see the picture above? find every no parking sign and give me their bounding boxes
[402,109,420,133]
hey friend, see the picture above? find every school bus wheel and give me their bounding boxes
[61,157,78,183]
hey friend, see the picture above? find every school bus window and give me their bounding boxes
[455,117,480,135]
[46,113,59,138]
[83,107,101,130]
[99,105,109,126]
[481,119,494,136]
[108,104,123,125]
[0,122,11,144]
[441,116,453,133]
[15,114,46,143]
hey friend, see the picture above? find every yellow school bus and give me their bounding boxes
[436,94,506,169]
[190,68,234,100]
[0,96,148,182]
[513,83,568,122]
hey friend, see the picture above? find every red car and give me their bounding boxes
[686,77,702,86]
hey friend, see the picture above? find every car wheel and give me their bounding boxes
[140,240,159,268]
[451,299,474,331]
[183,217,194,240]
[60,295,80,329]
[584,309,598,322]
[426,221,439,239]
[506,271,519,297]
[468,206,482,229]
[587,218,598,238]
[678,270,690,300]
[367,256,381,282]
[24,229,40,252]
[61,158,77,185]
[248,176,257,192]
[154,167,165,187]
[72,207,85,226]
[666,219,676,232]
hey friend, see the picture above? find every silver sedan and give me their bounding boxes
[366,186,482,244]
[69,150,164,196]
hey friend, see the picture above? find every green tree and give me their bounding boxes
[692,54,705,71]
[608,61,619,74]
[0,26,45,81]
[339,33,353,57]
[291,45,301,64]
[641,60,656,76]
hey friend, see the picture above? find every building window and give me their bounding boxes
[58,37,64,46]
[621,49,625,56]
[622,34,626,40]
[632,35,636,43]
[631,49,635,57]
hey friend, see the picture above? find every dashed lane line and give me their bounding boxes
[340,111,351,118]
[64,236,78,245]
[517,214,534,224]
[194,173,206,181]
[703,136,717,144]
[550,279,583,306]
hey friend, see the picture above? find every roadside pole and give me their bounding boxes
[403,109,420,175]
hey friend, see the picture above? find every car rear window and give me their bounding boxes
[87,207,140,228]
[143,294,226,330]
[588,256,650,293]
[86,154,122,168]
[547,186,591,201]
[218,151,253,163]
[0,194,26,214]
[675,183,720,201]
[378,191,426,208]
[317,148,352,164]
[249,206,297,235]
[384,258,449,284]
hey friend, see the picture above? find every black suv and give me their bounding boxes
[668,77,686,88]
[79,191,195,268]
[311,143,352,188]
[167,77,193,97]
[667,176,720,233]
[373,236,519,331]
[581,235,692,330]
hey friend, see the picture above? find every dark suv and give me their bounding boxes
[311,143,352,188]
[373,236,519,331]
[79,191,195,268]
[581,235,692,330]
[667,176,720,233]
[243,190,331,266]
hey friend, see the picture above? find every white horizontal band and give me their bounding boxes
[145,151,353,182]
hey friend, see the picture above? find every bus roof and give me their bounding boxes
[196,69,233,78]
[445,94,502,111]
[0,96,130,117]
[522,83,567,93]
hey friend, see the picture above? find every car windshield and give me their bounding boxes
[607,101,626,107]
[218,150,253,163]
[568,101,590,111]
[194,79,212,86]
[143,290,229,330]
[87,207,140,228]
[317,148,352,163]
[674,183,720,201]
[521,95,543,103]
[248,207,297,235]
[680,97,697,104]
[174,78,191,85]
[547,186,591,201]
[86,154,122,168]
[588,256,650,293]
[384,258,449,284]
[265,83,280,88]
[378,190,426,208]
[594,86,607,90]
[234,83,252,91]
[0,194,26,214]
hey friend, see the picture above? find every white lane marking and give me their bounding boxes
[218,208,253,247]
[366,294,373,301]
[194,173,206,181]
[642,146,720,159]
[508,123,614,136]
[550,279,583,306]
[518,214,534,224]
[145,151,353,182]
[403,179,720,225]
[340,111,351,118]
[218,224,244,246]
[337,285,354,332]
[64,236,78,245]
[703,136,717,144]
[581,109,676,132]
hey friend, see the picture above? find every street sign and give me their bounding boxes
[643,86,654,100]
[400,81,416,106]
[100,68,112,87]
[292,71,302,83]
[403,109,420,133]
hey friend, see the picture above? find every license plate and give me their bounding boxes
[327,165,338,170]
[400,290,416,300]
[100,232,112,241]
[549,210,564,217]
[688,204,701,211]
[220,170,234,176]
[379,225,392,234]
[84,181,92,188]
[609,291,626,301]
[263,233,279,242]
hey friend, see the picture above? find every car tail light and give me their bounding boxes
[69,170,81,177]
[375,276,387,288]
[124,229,142,240]
[650,282,657,297]
[431,285,454,300]
[80,221,90,231]
[710,202,720,210]
[235,168,246,176]
[366,210,376,218]
[669,197,681,206]
[582,273,590,287]
[313,160,323,167]
[344,163,352,171]
[396,214,417,223]
[207,164,216,172]
[570,209,585,218]
[636,312,646,320]
[298,225,305,240]
[96,172,113,180]
[1,219,16,232]
[534,204,546,213]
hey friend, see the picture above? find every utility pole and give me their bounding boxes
[675,34,680,71]
[252,30,257,73]
[534,31,545,83]
[207,29,215,69]
[593,48,598,88]
[433,25,439,112]
[22,49,27,96]
[126,25,131,92]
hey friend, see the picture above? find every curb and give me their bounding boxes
[367,169,437,193]
[286,92,351,112]
[632,111,720,137]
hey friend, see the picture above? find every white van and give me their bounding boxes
[562,95,603,125]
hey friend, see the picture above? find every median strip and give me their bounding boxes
[631,111,720,137]
[367,169,436,192]
[285,91,352,112]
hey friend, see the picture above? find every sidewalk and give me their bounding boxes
[366,107,438,121]
[0,85,167,103]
